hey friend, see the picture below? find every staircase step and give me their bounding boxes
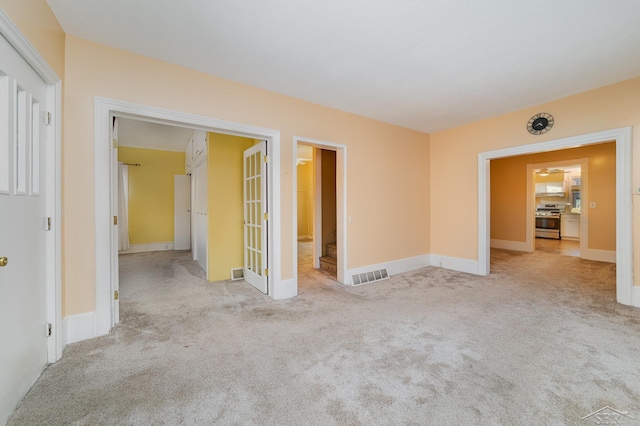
[326,242,337,259]
[319,256,337,274]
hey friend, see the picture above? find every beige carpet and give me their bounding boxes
[8,246,640,425]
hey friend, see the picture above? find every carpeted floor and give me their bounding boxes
[7,246,640,425]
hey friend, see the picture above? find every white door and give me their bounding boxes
[174,175,191,250]
[243,142,268,293]
[0,33,49,423]
[194,159,208,275]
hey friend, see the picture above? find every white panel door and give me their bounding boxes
[243,142,268,293]
[0,33,49,423]
[174,175,191,250]
[194,159,208,276]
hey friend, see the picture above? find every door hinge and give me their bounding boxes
[264,212,269,220]
[44,111,52,126]
[114,290,119,300]
[263,155,268,163]
[46,217,52,231]
[113,215,118,225]
[264,268,269,277]
[47,323,52,336]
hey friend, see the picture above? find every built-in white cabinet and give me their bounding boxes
[535,181,564,194]
[193,130,208,159]
[185,130,208,175]
[561,214,580,240]
[185,138,193,174]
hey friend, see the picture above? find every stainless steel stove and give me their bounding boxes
[535,203,562,239]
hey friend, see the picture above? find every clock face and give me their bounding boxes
[527,113,554,135]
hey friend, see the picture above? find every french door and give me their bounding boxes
[243,142,268,293]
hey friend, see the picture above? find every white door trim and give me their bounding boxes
[478,127,634,306]
[0,9,63,362]
[293,137,348,289]
[94,98,282,336]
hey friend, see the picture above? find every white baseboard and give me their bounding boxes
[63,311,96,345]
[274,278,297,300]
[632,286,640,308]
[347,254,432,285]
[581,248,616,263]
[490,239,531,252]
[119,241,174,254]
[430,254,479,275]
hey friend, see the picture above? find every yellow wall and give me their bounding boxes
[207,133,255,281]
[62,35,430,315]
[490,142,616,250]
[296,161,314,238]
[431,76,640,288]
[118,147,185,245]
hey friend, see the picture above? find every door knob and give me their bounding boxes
[0,257,7,267]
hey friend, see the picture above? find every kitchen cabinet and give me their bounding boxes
[535,181,564,194]
[561,214,580,240]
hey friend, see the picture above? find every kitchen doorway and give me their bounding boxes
[529,159,585,259]
[479,128,632,306]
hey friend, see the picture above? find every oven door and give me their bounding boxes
[535,216,561,239]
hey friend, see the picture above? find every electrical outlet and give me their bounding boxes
[590,201,596,208]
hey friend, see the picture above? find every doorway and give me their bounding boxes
[530,160,584,258]
[479,128,633,306]
[294,137,347,289]
[95,98,283,336]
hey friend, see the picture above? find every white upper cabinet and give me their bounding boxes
[193,130,208,160]
[535,181,564,194]
[185,130,208,175]
[185,137,193,174]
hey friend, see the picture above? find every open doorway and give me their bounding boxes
[296,145,338,285]
[530,161,582,258]
[114,117,270,314]
[479,128,633,306]
[294,137,347,290]
[95,98,284,335]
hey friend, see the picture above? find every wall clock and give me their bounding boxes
[527,113,554,135]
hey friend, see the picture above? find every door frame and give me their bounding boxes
[0,10,63,362]
[525,158,589,256]
[94,98,282,335]
[478,127,634,306]
[293,136,347,288]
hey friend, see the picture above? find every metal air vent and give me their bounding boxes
[230,268,244,281]
[352,269,389,286]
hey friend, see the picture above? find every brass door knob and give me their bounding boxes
[0,257,7,267]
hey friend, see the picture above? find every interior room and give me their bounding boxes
[3,1,640,424]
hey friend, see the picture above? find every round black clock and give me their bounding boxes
[527,113,554,135]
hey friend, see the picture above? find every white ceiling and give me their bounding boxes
[47,1,640,133]
[117,118,193,151]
